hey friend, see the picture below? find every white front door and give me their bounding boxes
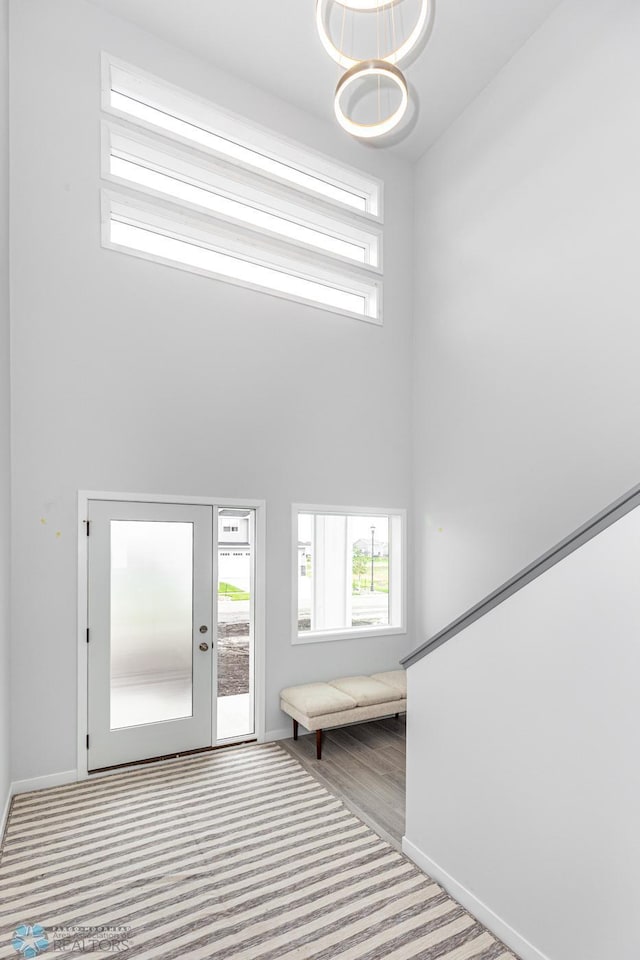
[87,500,214,770]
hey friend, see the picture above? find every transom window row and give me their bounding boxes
[100,55,384,322]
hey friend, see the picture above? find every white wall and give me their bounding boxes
[405,505,640,960]
[9,0,414,781]
[407,2,640,957]
[412,0,640,638]
[0,0,10,821]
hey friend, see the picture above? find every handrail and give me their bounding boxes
[401,481,640,669]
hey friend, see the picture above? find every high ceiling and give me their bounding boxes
[88,0,565,160]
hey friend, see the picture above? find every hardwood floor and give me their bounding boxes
[279,715,406,849]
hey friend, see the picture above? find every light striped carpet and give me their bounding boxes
[0,743,516,959]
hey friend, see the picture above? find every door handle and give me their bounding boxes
[199,625,208,634]
[199,642,209,652]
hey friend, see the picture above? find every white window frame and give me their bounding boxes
[101,120,383,271]
[101,55,383,219]
[292,503,407,645]
[102,191,381,323]
[99,55,385,323]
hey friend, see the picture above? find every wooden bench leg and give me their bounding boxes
[293,719,299,741]
[316,729,323,760]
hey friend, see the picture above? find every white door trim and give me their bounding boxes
[77,490,267,780]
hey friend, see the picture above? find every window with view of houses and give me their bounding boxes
[293,505,405,643]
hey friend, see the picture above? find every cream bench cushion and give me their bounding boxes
[330,675,400,707]
[280,670,406,759]
[279,681,356,718]
[371,670,406,699]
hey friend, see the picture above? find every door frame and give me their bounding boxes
[77,490,266,780]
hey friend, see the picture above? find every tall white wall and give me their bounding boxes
[0,0,10,821]
[405,505,640,960]
[412,0,640,637]
[408,1,640,958]
[9,0,414,781]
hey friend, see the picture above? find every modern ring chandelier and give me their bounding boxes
[315,0,431,140]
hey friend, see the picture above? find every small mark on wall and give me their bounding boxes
[39,510,63,540]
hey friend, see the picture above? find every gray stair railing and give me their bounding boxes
[401,481,640,669]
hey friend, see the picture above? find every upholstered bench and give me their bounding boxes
[280,670,406,759]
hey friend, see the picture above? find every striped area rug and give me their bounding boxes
[0,743,516,959]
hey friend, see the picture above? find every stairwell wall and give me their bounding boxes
[407,2,640,958]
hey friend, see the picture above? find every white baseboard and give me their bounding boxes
[2,771,78,841]
[263,726,293,743]
[11,769,78,796]
[402,837,552,960]
[263,726,311,743]
[0,783,11,845]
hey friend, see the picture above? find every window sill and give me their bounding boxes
[292,625,406,645]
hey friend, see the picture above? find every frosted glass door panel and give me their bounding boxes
[110,520,194,729]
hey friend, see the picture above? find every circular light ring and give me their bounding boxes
[316,0,430,69]
[334,59,408,139]
[333,0,398,9]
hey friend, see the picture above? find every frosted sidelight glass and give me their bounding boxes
[110,520,194,729]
